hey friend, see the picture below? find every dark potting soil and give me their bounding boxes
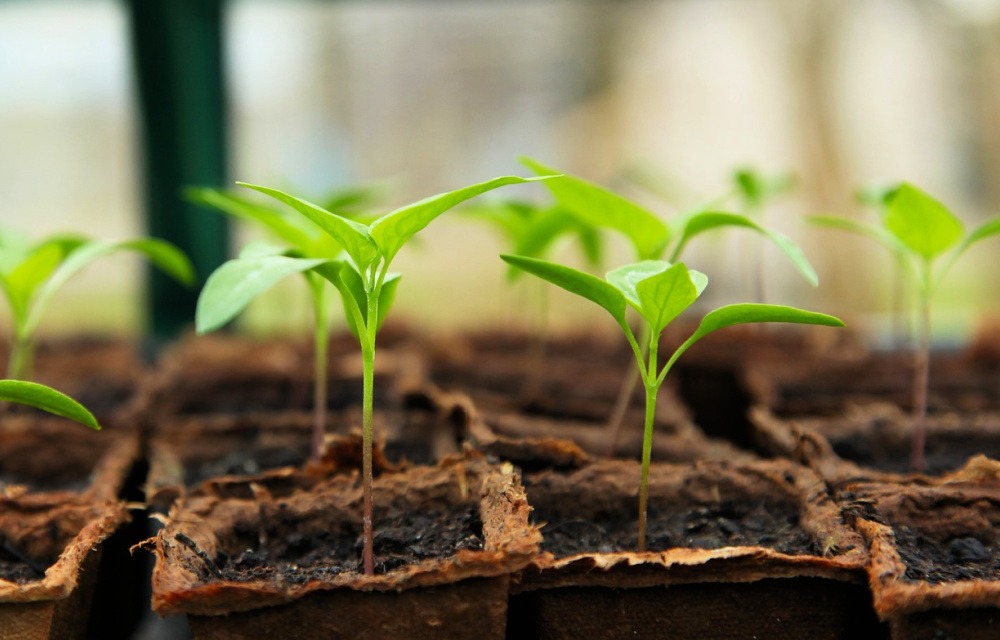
[203,502,483,585]
[183,447,308,488]
[0,540,49,584]
[893,525,1000,584]
[830,429,1000,476]
[538,499,819,558]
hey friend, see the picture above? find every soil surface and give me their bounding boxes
[0,552,47,584]
[893,525,1000,584]
[203,502,483,584]
[183,447,307,487]
[537,498,819,557]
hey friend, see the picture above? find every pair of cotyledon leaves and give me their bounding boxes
[499,255,842,380]
[196,176,552,337]
[812,183,1000,295]
[0,228,195,429]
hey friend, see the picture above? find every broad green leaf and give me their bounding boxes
[521,158,669,260]
[24,238,195,337]
[809,215,910,260]
[0,380,98,429]
[886,183,963,262]
[501,254,627,325]
[634,262,704,335]
[687,303,843,353]
[238,182,378,270]
[186,187,317,250]
[671,211,818,286]
[607,260,674,311]
[196,255,328,333]
[370,176,548,265]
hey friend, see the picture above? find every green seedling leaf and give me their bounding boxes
[187,187,317,250]
[238,182,378,270]
[671,211,819,286]
[0,380,98,429]
[634,262,706,335]
[734,168,794,209]
[606,260,673,311]
[685,303,844,350]
[196,255,328,333]
[370,176,549,265]
[886,183,963,261]
[521,157,669,260]
[23,238,194,338]
[501,254,627,325]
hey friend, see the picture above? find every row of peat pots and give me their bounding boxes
[1,325,999,639]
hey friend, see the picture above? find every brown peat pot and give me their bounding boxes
[147,453,540,639]
[752,405,1000,483]
[843,457,1000,639]
[507,458,884,640]
[0,495,128,640]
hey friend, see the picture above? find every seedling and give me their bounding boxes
[234,175,550,575]
[519,159,818,451]
[502,254,843,551]
[811,183,1000,470]
[189,186,382,461]
[0,229,194,382]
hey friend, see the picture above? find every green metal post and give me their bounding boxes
[125,0,230,341]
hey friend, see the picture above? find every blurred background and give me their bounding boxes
[1,0,999,344]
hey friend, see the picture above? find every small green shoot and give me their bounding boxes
[520,159,817,453]
[811,183,1000,470]
[239,174,551,575]
[190,185,380,461]
[502,254,843,551]
[0,229,194,382]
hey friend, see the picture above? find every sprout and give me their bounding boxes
[502,254,843,550]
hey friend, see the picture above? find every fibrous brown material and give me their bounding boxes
[0,496,128,640]
[509,458,880,640]
[845,457,1000,639]
[148,453,541,639]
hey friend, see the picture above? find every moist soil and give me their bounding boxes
[893,525,1000,584]
[537,498,819,558]
[197,502,483,585]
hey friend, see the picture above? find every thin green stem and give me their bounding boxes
[361,281,379,576]
[910,267,932,472]
[637,331,659,553]
[6,334,31,382]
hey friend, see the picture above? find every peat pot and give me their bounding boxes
[507,457,885,640]
[147,453,540,640]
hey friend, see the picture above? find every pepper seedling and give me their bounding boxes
[519,159,818,451]
[732,166,796,301]
[0,228,194,382]
[501,254,843,551]
[811,183,1000,470]
[189,186,383,462]
[237,174,551,575]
